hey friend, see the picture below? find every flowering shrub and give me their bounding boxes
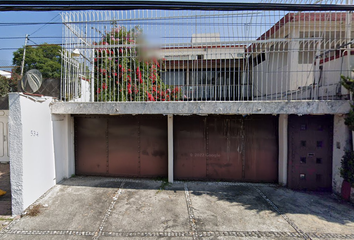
[94,26,181,101]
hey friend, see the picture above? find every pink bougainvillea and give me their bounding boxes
[94,25,181,102]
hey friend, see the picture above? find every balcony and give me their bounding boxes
[57,9,353,114]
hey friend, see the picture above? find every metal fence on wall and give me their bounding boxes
[61,1,354,102]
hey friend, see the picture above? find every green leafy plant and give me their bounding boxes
[340,74,354,186]
[0,75,19,96]
[155,177,171,194]
[341,74,354,130]
[0,76,10,97]
[13,44,61,80]
[340,150,354,186]
[341,75,354,93]
[344,107,354,131]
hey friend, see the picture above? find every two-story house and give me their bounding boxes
[8,9,354,215]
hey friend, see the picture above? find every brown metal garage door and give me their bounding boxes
[75,115,168,178]
[288,115,333,191]
[174,115,278,182]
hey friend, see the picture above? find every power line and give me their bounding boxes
[0,36,62,39]
[0,22,61,26]
[28,39,38,45]
[0,44,63,51]
[0,18,282,26]
[0,35,279,40]
[1,1,354,12]
[30,14,60,36]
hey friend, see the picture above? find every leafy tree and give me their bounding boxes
[0,76,10,97]
[94,26,181,101]
[12,43,62,79]
[0,75,19,96]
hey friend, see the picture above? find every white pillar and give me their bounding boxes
[333,115,351,194]
[278,114,288,186]
[168,115,173,183]
[52,114,75,183]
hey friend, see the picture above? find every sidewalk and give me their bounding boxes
[0,176,353,239]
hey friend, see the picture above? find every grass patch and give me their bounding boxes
[156,178,172,194]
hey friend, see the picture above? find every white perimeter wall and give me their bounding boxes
[9,93,75,216]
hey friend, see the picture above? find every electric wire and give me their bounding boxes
[29,13,60,36]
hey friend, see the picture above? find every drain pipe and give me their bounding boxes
[168,115,174,183]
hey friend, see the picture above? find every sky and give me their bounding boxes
[0,0,322,69]
[0,0,275,68]
[0,11,62,67]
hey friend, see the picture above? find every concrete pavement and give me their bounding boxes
[1,176,354,239]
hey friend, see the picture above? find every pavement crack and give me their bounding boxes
[184,183,199,240]
[252,185,311,240]
[92,181,125,240]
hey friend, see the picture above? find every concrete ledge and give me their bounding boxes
[51,100,351,115]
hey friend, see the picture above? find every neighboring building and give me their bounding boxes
[8,9,354,216]
[250,12,354,100]
[0,70,11,163]
[0,70,11,79]
[157,40,247,101]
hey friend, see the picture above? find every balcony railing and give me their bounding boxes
[61,5,354,102]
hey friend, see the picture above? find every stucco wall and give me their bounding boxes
[332,114,354,202]
[52,114,75,183]
[9,93,56,216]
[51,100,351,115]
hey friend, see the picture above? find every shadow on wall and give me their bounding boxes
[0,163,11,215]
[58,176,354,226]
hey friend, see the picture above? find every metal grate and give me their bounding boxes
[61,3,354,102]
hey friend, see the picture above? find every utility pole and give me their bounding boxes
[20,34,29,77]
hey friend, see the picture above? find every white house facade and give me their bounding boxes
[8,7,354,216]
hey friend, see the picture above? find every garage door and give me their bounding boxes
[174,115,278,182]
[75,115,168,178]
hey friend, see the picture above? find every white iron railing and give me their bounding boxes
[61,3,354,102]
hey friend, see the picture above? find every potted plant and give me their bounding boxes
[340,150,354,201]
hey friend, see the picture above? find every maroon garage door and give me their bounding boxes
[174,115,278,182]
[75,115,168,178]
